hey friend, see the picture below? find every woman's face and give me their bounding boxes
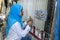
[20,8,24,17]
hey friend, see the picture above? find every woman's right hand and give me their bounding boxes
[28,20,33,27]
[27,16,33,27]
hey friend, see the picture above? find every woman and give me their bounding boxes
[6,4,33,40]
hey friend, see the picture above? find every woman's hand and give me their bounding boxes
[27,16,33,27]
[28,20,33,27]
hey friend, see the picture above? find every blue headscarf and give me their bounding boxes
[6,4,23,37]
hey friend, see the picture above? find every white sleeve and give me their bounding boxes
[12,22,31,37]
